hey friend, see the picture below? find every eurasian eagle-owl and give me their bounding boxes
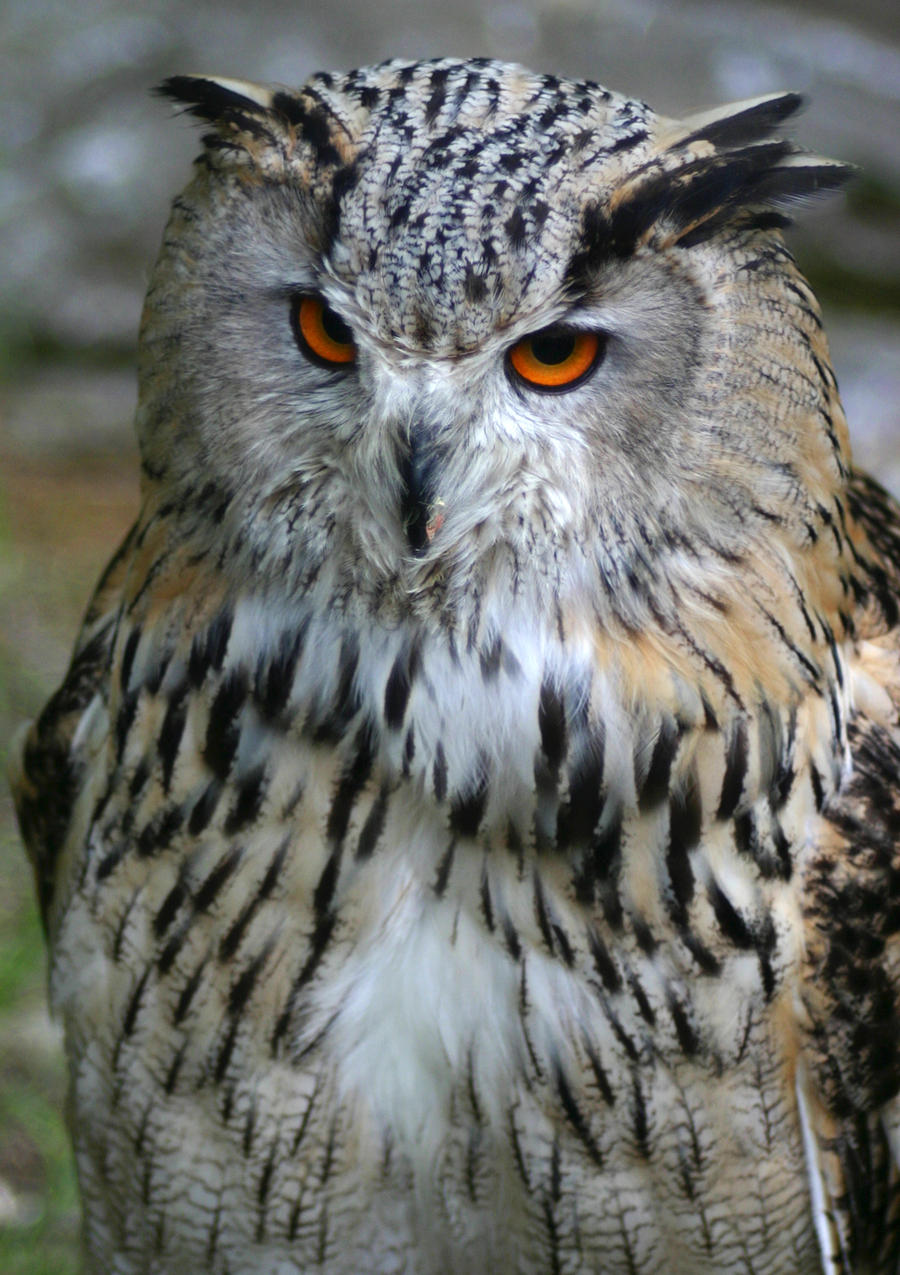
[11,56,900,1275]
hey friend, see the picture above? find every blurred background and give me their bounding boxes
[0,0,897,1268]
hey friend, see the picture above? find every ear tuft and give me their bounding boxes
[677,91,805,150]
[669,92,855,222]
[156,75,273,125]
[749,152,856,206]
[603,96,856,256]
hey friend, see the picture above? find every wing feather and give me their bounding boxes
[8,522,138,930]
[798,470,900,1270]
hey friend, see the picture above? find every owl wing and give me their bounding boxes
[798,470,900,1272]
[8,521,138,931]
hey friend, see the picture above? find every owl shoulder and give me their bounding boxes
[793,468,900,1265]
[8,521,138,930]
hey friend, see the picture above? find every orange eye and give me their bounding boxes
[507,328,604,391]
[292,295,356,367]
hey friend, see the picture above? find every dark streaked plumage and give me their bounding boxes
[10,57,900,1274]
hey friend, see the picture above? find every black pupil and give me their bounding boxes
[321,304,352,346]
[530,332,576,365]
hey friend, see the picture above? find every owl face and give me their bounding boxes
[141,60,850,628]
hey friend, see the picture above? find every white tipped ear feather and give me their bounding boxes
[678,91,801,135]
[185,76,275,110]
[156,74,278,124]
[658,90,803,151]
[773,153,853,174]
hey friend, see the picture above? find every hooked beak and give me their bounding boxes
[397,423,444,556]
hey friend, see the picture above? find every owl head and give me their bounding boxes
[140,58,852,638]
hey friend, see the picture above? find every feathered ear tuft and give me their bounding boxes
[677,91,804,149]
[674,91,854,214]
[156,74,349,171]
[743,151,856,206]
[156,75,274,125]
[155,76,281,157]
[584,93,855,262]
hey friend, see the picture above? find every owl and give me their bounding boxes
[10,56,900,1275]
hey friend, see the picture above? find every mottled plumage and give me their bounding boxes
[10,57,900,1273]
